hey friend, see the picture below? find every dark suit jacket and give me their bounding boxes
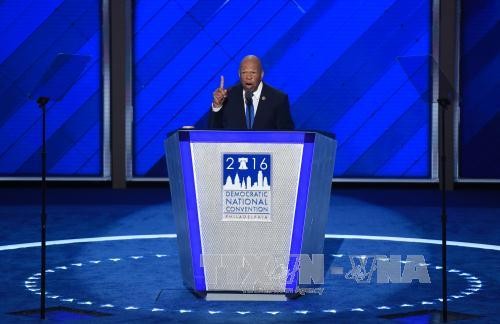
[209,83,294,130]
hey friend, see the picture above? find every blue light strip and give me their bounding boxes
[286,133,315,292]
[187,130,310,144]
[178,132,206,292]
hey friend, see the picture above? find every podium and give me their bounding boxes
[165,130,336,301]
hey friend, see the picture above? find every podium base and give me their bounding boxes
[205,293,287,301]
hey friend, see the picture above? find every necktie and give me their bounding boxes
[245,91,254,129]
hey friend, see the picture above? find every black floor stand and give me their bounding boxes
[437,98,450,322]
[380,98,479,323]
[8,53,98,321]
[37,96,49,320]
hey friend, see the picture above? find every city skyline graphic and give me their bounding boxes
[223,171,270,190]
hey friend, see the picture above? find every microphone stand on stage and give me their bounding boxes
[26,53,90,320]
[37,96,50,320]
[437,97,450,322]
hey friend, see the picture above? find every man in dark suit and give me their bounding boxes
[209,55,294,130]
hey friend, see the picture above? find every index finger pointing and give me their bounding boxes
[219,75,224,90]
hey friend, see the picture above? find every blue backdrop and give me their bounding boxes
[0,0,103,177]
[133,0,432,179]
[459,0,500,179]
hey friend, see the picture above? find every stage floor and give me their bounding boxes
[1,185,499,323]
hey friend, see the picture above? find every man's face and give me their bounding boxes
[239,58,263,92]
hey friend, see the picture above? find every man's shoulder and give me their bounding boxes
[221,84,240,101]
[262,83,287,97]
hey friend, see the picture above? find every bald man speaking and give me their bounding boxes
[209,55,294,130]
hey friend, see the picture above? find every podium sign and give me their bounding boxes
[165,130,336,299]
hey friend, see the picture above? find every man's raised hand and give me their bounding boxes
[212,75,228,108]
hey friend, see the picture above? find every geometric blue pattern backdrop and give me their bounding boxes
[133,0,432,178]
[0,0,102,177]
[459,0,500,179]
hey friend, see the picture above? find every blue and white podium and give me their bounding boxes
[165,130,336,301]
